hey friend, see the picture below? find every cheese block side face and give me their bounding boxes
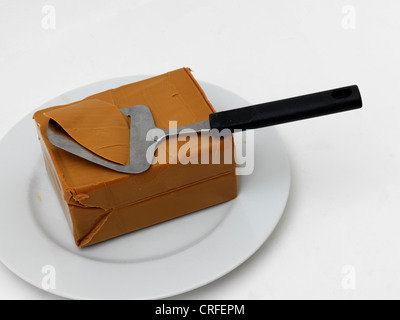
[33,68,238,247]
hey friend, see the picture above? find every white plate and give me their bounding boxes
[0,76,290,300]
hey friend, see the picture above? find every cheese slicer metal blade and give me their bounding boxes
[47,85,362,174]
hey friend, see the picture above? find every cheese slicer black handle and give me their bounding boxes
[209,85,362,131]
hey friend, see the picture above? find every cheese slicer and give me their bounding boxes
[47,85,362,174]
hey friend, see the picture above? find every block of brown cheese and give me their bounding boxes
[33,68,237,247]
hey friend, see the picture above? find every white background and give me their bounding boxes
[0,0,399,300]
